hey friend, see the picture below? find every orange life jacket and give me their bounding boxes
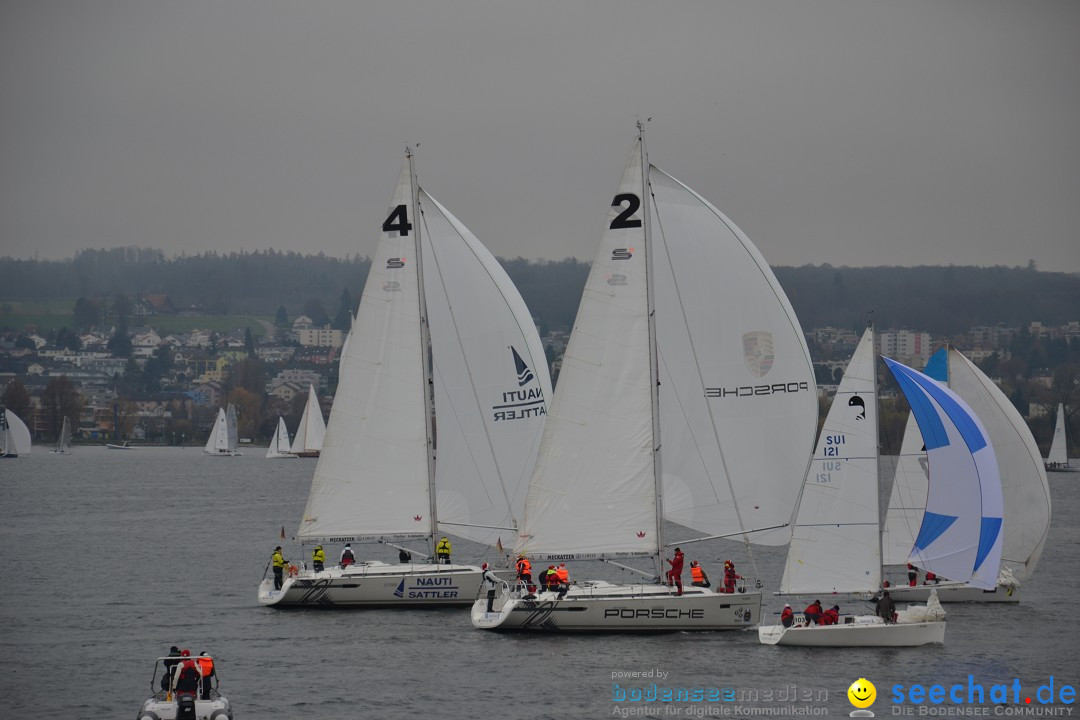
[556,566,569,582]
[691,566,705,583]
[198,657,214,677]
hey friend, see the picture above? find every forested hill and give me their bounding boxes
[1,248,1077,335]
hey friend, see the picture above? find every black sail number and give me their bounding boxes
[610,193,642,230]
[383,204,412,236]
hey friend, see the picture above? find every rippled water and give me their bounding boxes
[1,447,1077,718]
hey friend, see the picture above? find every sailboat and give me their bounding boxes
[51,416,73,454]
[265,417,297,459]
[1,406,32,458]
[289,385,325,458]
[472,129,818,632]
[258,148,551,608]
[882,346,1051,602]
[759,327,1003,647]
[1045,403,1075,472]
[203,404,242,456]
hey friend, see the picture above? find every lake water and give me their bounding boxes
[1,447,1077,718]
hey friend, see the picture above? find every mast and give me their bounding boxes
[871,320,884,585]
[407,147,440,548]
[639,122,666,566]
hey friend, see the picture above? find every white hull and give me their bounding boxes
[139,695,232,720]
[1045,464,1077,473]
[203,449,242,457]
[265,452,298,459]
[258,561,491,607]
[471,581,759,632]
[758,616,945,647]
[884,583,1019,603]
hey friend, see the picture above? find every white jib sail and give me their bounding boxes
[421,190,551,548]
[204,408,227,453]
[885,358,1003,590]
[947,348,1049,581]
[517,138,658,561]
[781,327,881,594]
[650,167,817,547]
[1048,404,1068,466]
[299,156,431,542]
[290,385,325,454]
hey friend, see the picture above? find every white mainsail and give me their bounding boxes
[884,358,1003,590]
[1,407,32,456]
[266,417,296,459]
[1048,404,1068,467]
[517,139,658,560]
[289,385,326,455]
[780,327,880,595]
[54,416,73,454]
[226,403,239,452]
[651,167,817,547]
[298,152,549,545]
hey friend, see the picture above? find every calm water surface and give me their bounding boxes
[1,447,1077,718]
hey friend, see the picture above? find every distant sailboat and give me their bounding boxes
[1045,403,1076,472]
[204,404,242,456]
[289,385,325,458]
[266,417,297,459]
[1,406,32,458]
[51,416,73,454]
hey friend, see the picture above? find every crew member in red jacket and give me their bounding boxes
[722,560,742,593]
[820,605,840,625]
[804,599,823,624]
[665,547,685,596]
[781,604,795,628]
[907,563,918,587]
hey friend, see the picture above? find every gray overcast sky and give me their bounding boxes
[2,1,1078,272]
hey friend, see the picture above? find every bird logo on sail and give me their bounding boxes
[512,347,535,387]
[848,395,866,420]
[742,332,775,378]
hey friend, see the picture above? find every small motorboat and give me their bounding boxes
[138,653,232,720]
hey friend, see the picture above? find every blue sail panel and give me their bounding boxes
[975,516,1003,574]
[913,511,957,551]
[923,347,948,382]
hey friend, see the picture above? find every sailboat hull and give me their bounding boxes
[471,581,759,632]
[758,617,945,647]
[882,583,1019,604]
[258,561,492,608]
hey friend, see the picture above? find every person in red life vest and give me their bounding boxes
[690,561,710,588]
[515,555,533,590]
[554,563,571,597]
[544,565,558,592]
[907,563,918,587]
[172,649,201,698]
[340,543,355,568]
[665,547,685,596]
[923,571,939,585]
[804,599,823,624]
[197,652,215,700]
[820,605,840,625]
[722,560,742,593]
[781,604,795,628]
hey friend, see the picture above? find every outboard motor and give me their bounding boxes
[177,695,197,720]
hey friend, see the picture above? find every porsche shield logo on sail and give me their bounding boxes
[742,331,775,378]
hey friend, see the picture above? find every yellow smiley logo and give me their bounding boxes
[848,678,877,709]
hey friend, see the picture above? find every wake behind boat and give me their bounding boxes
[474,128,817,633]
[259,148,551,609]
